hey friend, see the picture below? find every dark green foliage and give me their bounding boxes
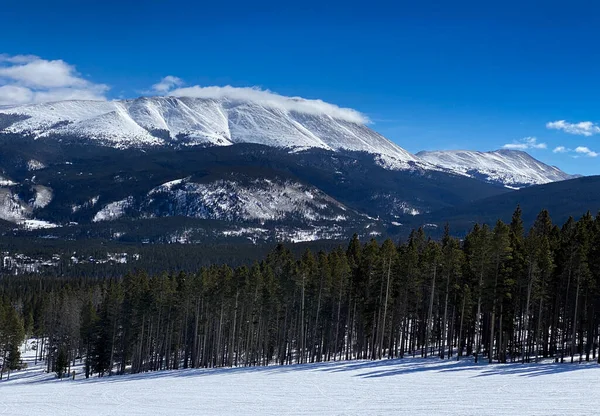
[1,207,600,380]
[55,348,68,379]
[418,176,600,236]
[0,302,25,379]
[0,134,509,244]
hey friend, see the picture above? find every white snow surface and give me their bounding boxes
[31,185,52,209]
[0,96,420,164]
[3,343,600,416]
[0,188,30,222]
[18,219,59,230]
[417,149,575,187]
[1,97,578,183]
[0,175,16,186]
[92,197,133,222]
[26,159,46,171]
[72,195,100,213]
[0,187,58,227]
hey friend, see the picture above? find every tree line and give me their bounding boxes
[1,207,600,379]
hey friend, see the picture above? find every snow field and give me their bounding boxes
[3,343,600,416]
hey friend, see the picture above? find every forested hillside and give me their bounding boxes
[1,207,600,380]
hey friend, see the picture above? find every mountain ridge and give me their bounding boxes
[0,96,427,170]
[0,94,584,245]
[0,96,577,189]
[417,148,577,188]
[410,175,600,236]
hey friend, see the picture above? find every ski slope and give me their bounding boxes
[3,346,600,415]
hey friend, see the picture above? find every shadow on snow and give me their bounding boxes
[8,355,599,386]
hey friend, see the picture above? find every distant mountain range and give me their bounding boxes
[413,175,600,235]
[0,94,587,245]
[417,149,578,188]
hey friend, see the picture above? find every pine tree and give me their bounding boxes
[465,223,491,363]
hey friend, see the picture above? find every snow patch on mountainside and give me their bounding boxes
[72,195,100,213]
[31,185,52,209]
[417,149,575,187]
[93,197,133,222]
[27,159,46,171]
[144,178,349,222]
[19,219,59,230]
[0,189,31,222]
[0,175,16,186]
[374,154,427,171]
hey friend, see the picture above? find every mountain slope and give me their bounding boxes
[0,96,425,169]
[417,149,576,188]
[0,137,511,242]
[1,96,579,187]
[413,175,600,235]
[0,93,587,244]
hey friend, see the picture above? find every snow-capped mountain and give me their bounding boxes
[0,92,585,244]
[0,96,424,169]
[0,95,578,187]
[417,149,576,188]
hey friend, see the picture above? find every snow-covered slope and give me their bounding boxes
[0,96,421,166]
[417,149,576,188]
[92,177,352,224]
[0,188,31,222]
[5,342,600,416]
[0,185,57,228]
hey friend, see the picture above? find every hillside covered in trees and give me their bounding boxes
[1,207,600,380]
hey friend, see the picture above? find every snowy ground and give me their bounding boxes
[2,345,600,415]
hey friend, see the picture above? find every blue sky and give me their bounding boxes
[1,0,599,175]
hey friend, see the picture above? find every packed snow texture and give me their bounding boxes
[417,149,575,187]
[3,343,600,416]
[0,96,420,164]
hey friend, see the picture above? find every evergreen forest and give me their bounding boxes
[2,207,600,380]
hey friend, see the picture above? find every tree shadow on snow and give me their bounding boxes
[11,356,599,386]
[354,358,598,379]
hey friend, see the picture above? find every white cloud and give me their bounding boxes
[0,58,87,89]
[553,146,568,153]
[546,120,600,136]
[552,145,598,157]
[33,87,109,102]
[0,54,39,64]
[0,54,108,106]
[574,146,598,157]
[167,84,369,124]
[151,75,184,93]
[502,136,547,150]
[0,85,33,106]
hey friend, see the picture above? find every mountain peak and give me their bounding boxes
[166,86,370,124]
[417,148,576,188]
[0,96,580,188]
[0,95,423,167]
